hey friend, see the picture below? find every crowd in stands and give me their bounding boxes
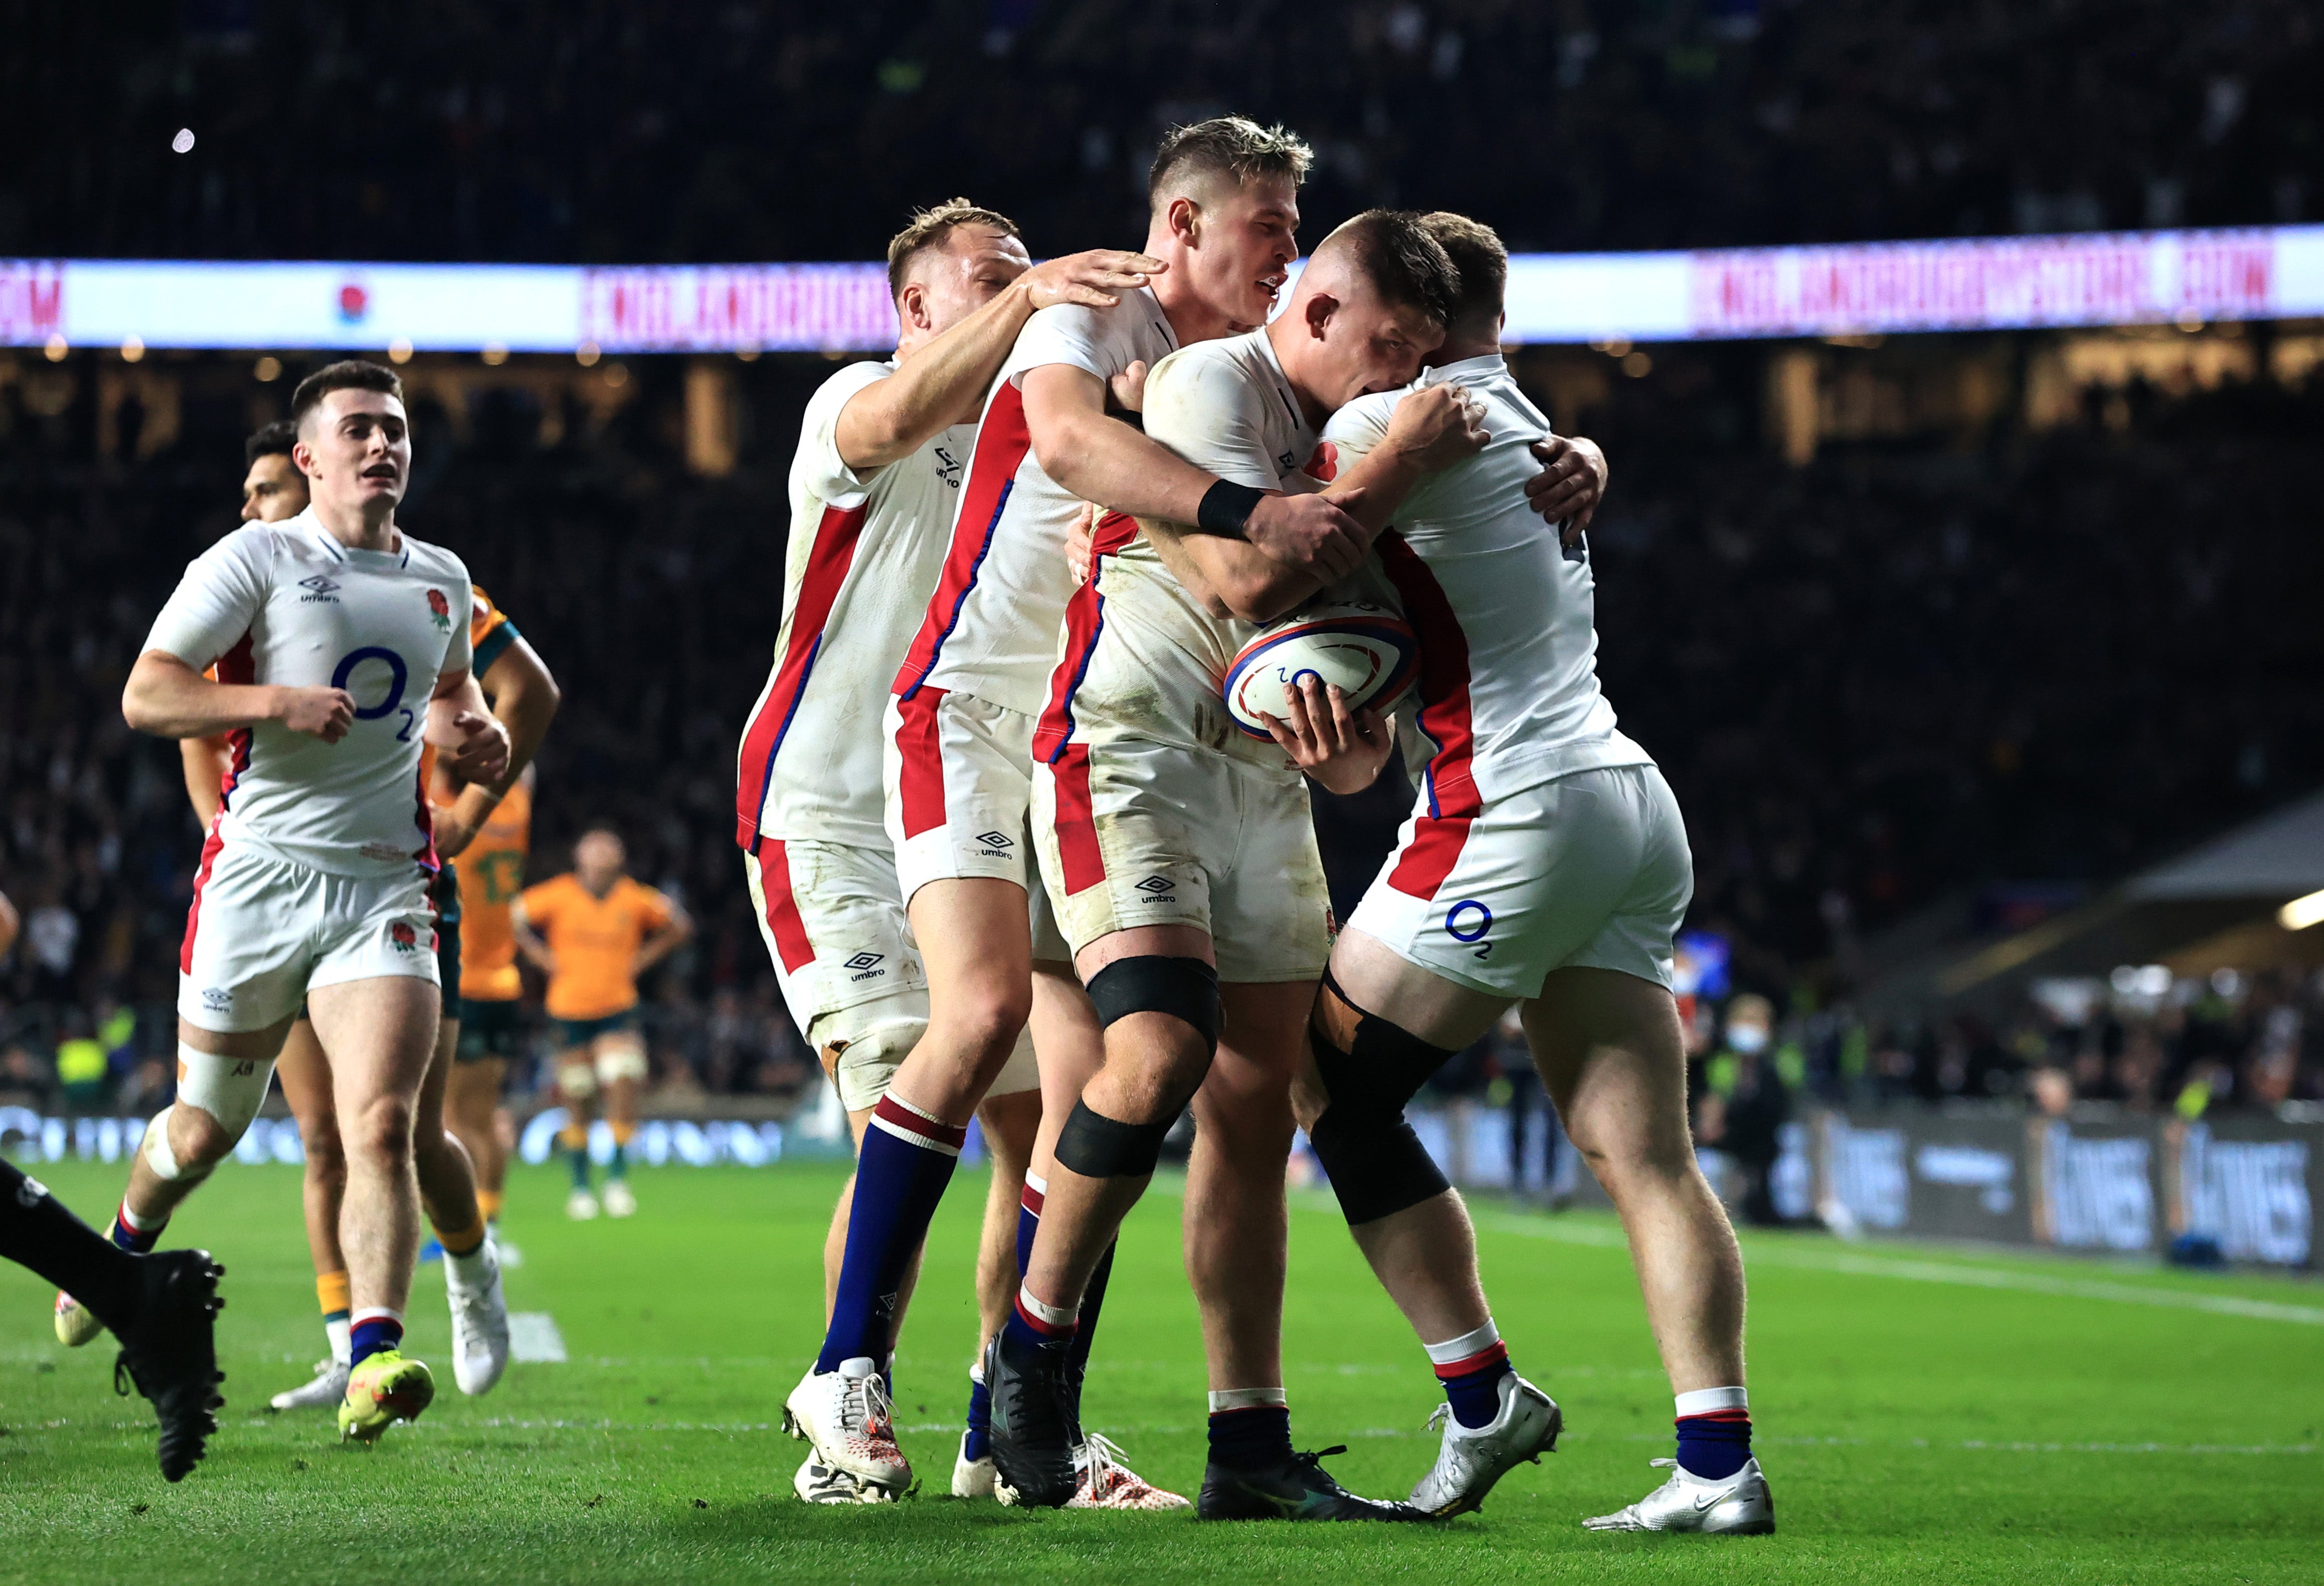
[4,340,2321,1123]
[6,1,2316,267]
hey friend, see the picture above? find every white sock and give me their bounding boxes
[325,1316,351,1366]
[1675,1386,1749,1418]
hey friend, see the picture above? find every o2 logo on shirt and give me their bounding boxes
[332,646,417,740]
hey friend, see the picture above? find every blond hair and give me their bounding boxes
[1420,212,1509,331]
[885,198,1021,299]
[1149,116,1314,209]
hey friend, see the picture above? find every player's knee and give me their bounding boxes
[556,1055,599,1101]
[1053,1097,1174,1181]
[594,1035,648,1089]
[343,1092,419,1161]
[933,977,1032,1066]
[1086,955,1220,1053]
[164,1043,276,1171]
[1305,976,1457,1226]
[810,999,926,1114]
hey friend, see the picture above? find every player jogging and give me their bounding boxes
[81,359,507,1442]
[995,212,1485,1517]
[1298,214,1771,1533]
[738,201,1179,1505]
[784,116,1371,1504]
[513,827,690,1218]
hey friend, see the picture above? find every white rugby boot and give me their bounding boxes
[953,1430,997,1498]
[1583,1456,1775,1534]
[446,1240,512,1396]
[269,1356,351,1411]
[794,1454,888,1505]
[602,1179,637,1219]
[566,1188,600,1221]
[53,1290,103,1347]
[1409,1372,1562,1517]
[783,1356,911,1498]
[1066,1432,1192,1510]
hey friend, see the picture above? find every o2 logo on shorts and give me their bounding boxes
[1445,899,1494,959]
[332,646,417,741]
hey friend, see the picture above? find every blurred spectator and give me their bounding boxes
[1696,994,1793,1223]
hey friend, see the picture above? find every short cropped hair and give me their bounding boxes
[244,419,298,466]
[1331,210,1460,329]
[289,360,403,432]
[1420,212,1509,328]
[1149,116,1313,208]
[885,198,1021,300]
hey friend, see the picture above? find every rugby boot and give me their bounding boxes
[952,1430,997,1499]
[1409,1373,1562,1516]
[110,1250,226,1482]
[1583,1456,1775,1534]
[982,1326,1078,1508]
[794,1454,888,1505]
[338,1349,435,1443]
[1198,1444,1435,1522]
[783,1356,911,1497]
[53,1289,102,1347]
[269,1357,350,1411]
[1067,1432,1192,1510]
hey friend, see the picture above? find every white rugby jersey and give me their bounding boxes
[893,287,1179,718]
[1033,328,1358,767]
[144,510,473,876]
[737,358,973,851]
[1321,353,1651,804]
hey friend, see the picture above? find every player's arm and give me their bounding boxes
[510,897,556,976]
[1145,385,1488,624]
[123,651,353,741]
[434,634,560,858]
[1020,363,1368,581]
[1526,434,1610,545]
[426,667,512,788]
[179,736,232,828]
[632,901,693,977]
[0,886,17,960]
[835,251,1164,470]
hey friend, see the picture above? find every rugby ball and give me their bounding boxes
[1222,601,1418,739]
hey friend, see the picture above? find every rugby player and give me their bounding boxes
[91,359,508,1442]
[513,827,690,1219]
[739,201,1179,1505]
[786,116,1370,1503]
[80,424,533,1413]
[995,212,1487,1517]
[1298,214,1770,1533]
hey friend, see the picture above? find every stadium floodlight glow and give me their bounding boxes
[4,225,2321,353]
[2279,888,2324,931]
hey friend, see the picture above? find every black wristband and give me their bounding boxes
[1195,478,1265,538]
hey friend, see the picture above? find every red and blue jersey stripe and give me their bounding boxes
[892,381,1032,701]
[735,502,869,851]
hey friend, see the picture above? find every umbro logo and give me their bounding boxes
[297,574,342,604]
[1135,875,1173,893]
[1134,875,1176,902]
[975,831,1014,851]
[843,952,884,972]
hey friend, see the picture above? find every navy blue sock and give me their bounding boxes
[349,1311,403,1368]
[110,1203,163,1254]
[1676,1413,1753,1481]
[815,1098,964,1375]
[964,1369,993,1461]
[1441,1356,1515,1430]
[1002,1288,1076,1354]
[1207,1405,1293,1471]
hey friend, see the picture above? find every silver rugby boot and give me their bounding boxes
[1583,1455,1775,1534]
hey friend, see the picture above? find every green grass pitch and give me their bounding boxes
[2,1155,2319,1584]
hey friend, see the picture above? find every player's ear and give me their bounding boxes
[1168,194,1200,248]
[290,437,318,479]
[1303,292,1337,340]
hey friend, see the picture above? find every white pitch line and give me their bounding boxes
[508,1312,568,1362]
[1480,1215,2324,1326]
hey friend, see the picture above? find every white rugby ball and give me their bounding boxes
[1222,601,1418,739]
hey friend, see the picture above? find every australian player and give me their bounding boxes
[995,213,1486,1516]
[85,359,507,1441]
[785,116,1373,1503]
[513,827,690,1218]
[1299,215,1769,1532]
[740,201,1179,1505]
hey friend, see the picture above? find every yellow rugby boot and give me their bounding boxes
[338,1349,435,1442]
[54,1290,104,1347]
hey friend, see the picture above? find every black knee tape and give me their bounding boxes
[1085,955,1220,1052]
[1054,1099,1172,1179]
[1306,969,1456,1224]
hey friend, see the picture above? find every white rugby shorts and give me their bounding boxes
[1032,734,1333,984]
[177,837,441,1033]
[745,837,1038,1105]
[1349,761,1692,1000]
[881,689,1069,961]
